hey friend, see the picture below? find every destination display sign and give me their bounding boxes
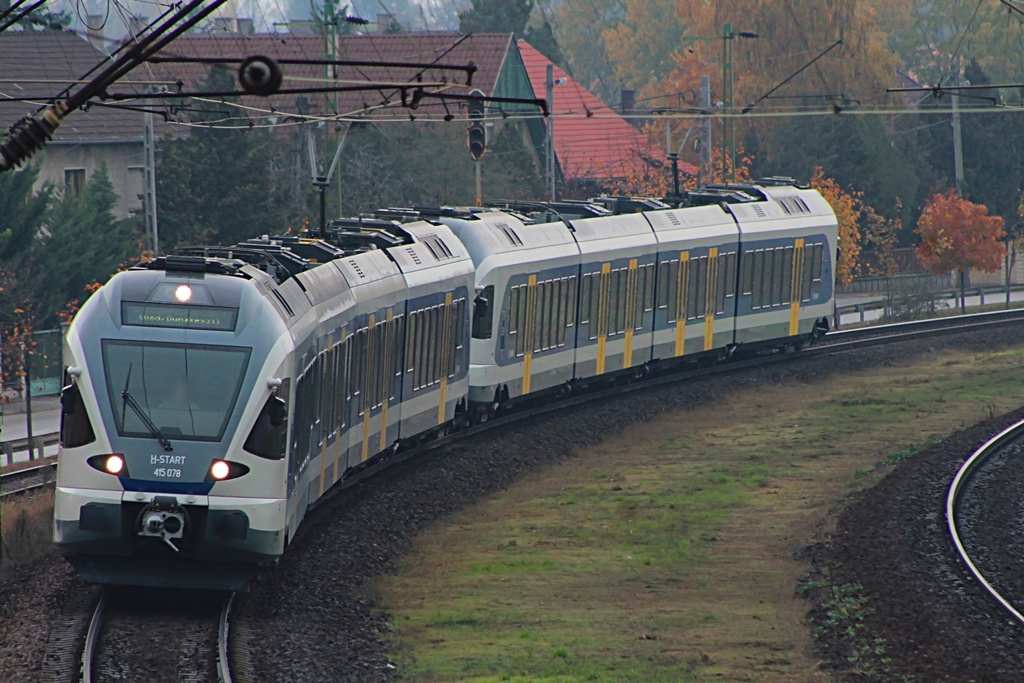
[122,302,237,331]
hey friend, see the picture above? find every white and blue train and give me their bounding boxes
[54,181,838,589]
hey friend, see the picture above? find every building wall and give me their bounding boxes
[33,140,146,219]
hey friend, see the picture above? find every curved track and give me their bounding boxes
[947,418,1024,626]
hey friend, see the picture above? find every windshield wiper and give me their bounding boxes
[122,388,173,452]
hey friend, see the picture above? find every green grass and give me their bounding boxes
[378,347,1024,681]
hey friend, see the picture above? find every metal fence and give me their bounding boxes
[2,327,63,399]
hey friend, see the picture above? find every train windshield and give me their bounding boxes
[102,341,252,442]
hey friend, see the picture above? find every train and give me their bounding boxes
[53,180,838,589]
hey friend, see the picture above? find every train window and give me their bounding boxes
[590,273,603,340]
[472,285,494,339]
[60,382,96,448]
[541,280,550,352]
[515,289,526,357]
[695,257,708,318]
[342,337,351,428]
[740,251,754,296]
[375,322,385,408]
[716,254,729,315]
[687,258,700,319]
[782,247,794,305]
[760,250,773,307]
[430,306,441,385]
[634,269,645,330]
[812,243,824,282]
[552,280,562,347]
[674,259,686,323]
[436,304,446,382]
[774,248,782,307]
[326,347,336,434]
[244,389,288,461]
[751,251,764,309]
[607,270,619,335]
[725,253,737,299]
[657,262,670,311]
[567,276,577,328]
[619,269,629,334]
[580,275,592,323]
[643,264,655,313]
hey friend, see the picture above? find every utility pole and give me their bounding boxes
[546,64,555,201]
[951,88,965,195]
[700,75,711,188]
[143,109,159,255]
[722,24,735,182]
[22,340,33,461]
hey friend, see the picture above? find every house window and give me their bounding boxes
[65,168,86,198]
[126,166,145,211]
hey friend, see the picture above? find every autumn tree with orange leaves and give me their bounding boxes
[916,189,1005,313]
[809,167,860,286]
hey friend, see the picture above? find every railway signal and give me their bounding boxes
[467,89,486,162]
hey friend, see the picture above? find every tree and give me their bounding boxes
[0,164,50,264]
[552,0,625,102]
[156,65,298,249]
[459,0,532,34]
[460,0,564,66]
[32,164,142,327]
[916,189,1005,311]
[809,166,861,286]
[603,0,687,92]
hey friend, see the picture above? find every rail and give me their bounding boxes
[946,418,1024,627]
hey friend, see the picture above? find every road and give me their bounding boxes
[0,396,61,466]
[836,288,1024,327]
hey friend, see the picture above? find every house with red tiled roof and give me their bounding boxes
[518,40,689,193]
[0,31,170,218]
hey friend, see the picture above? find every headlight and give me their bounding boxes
[205,459,249,482]
[87,454,129,477]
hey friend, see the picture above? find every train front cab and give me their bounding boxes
[54,267,297,590]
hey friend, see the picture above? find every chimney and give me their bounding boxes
[237,18,254,36]
[620,89,635,116]
[86,14,104,49]
[213,17,234,33]
[377,13,396,32]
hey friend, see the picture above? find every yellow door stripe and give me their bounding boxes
[522,276,536,393]
[597,263,610,374]
[675,252,689,356]
[624,258,637,368]
[704,248,718,351]
[789,239,804,336]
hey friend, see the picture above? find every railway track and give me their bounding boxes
[5,307,1024,503]
[946,417,1024,626]
[78,590,241,683]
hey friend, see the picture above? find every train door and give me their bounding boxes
[788,239,805,336]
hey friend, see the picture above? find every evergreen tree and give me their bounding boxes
[459,0,533,35]
[459,0,564,67]
[0,164,50,264]
[156,65,296,249]
[32,164,140,326]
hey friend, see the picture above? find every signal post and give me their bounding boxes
[467,89,486,206]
